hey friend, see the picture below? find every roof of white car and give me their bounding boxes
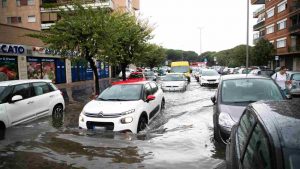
[0,79,52,86]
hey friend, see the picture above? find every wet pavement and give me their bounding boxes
[0,79,226,169]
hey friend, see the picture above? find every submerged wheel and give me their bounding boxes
[137,116,147,133]
[52,104,63,119]
[161,99,165,110]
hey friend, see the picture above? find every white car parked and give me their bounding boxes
[79,81,165,133]
[200,69,221,86]
[0,80,65,136]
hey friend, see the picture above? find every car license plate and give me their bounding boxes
[93,126,106,130]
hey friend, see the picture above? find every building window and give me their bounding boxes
[28,15,36,23]
[7,17,22,24]
[277,0,287,13]
[266,24,274,34]
[277,18,287,30]
[266,7,275,18]
[2,0,7,7]
[276,38,286,48]
[16,0,34,6]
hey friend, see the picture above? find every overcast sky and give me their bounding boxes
[140,0,261,54]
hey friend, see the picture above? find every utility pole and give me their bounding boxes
[246,0,249,72]
[198,27,203,55]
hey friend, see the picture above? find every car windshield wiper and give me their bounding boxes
[231,100,256,103]
[105,99,132,101]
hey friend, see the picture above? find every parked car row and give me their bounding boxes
[209,73,300,169]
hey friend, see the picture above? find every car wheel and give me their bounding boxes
[0,123,5,140]
[213,123,222,143]
[161,99,165,110]
[196,78,199,82]
[52,104,63,119]
[137,116,147,133]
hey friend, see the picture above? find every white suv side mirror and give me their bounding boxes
[11,95,23,103]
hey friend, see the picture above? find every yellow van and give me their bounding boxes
[170,61,191,82]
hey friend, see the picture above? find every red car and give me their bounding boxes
[112,72,146,85]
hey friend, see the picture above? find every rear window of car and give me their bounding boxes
[221,79,283,103]
[129,73,143,79]
[32,82,51,96]
[291,73,300,81]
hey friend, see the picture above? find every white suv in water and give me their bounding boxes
[79,81,165,133]
[0,80,65,136]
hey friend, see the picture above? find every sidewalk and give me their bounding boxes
[56,78,116,104]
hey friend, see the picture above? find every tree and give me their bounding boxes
[28,2,114,95]
[105,12,153,80]
[252,38,275,66]
[138,44,166,69]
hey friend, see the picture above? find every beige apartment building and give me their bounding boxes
[0,0,140,31]
[0,0,140,84]
[252,0,300,71]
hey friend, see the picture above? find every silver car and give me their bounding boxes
[286,71,300,95]
[160,73,188,92]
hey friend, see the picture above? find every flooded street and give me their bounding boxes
[0,79,226,169]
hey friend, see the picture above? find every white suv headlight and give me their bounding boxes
[218,112,235,130]
[121,109,135,116]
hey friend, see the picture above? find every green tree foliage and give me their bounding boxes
[199,51,217,66]
[252,38,275,66]
[138,44,166,69]
[104,12,153,80]
[28,2,114,94]
[165,49,199,62]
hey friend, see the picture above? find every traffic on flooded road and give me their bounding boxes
[0,78,226,169]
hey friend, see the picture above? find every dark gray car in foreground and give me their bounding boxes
[211,74,285,143]
[226,100,300,169]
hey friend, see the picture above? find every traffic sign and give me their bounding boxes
[275,56,279,60]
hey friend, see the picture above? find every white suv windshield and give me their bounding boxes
[162,74,185,81]
[221,79,283,103]
[202,70,219,76]
[98,84,142,101]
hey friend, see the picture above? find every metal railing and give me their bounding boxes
[290,1,300,12]
[253,5,265,17]
[41,0,114,10]
[289,46,300,52]
[253,20,265,31]
[289,24,300,32]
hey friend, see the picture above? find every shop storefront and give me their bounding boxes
[0,55,19,81]
[71,59,94,82]
[97,61,109,79]
[27,57,66,84]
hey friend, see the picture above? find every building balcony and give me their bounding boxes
[289,46,300,53]
[41,23,55,30]
[290,1,300,12]
[289,24,300,35]
[253,5,265,18]
[251,0,265,5]
[40,0,115,13]
[253,20,265,31]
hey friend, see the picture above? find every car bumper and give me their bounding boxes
[78,113,140,133]
[201,81,219,85]
[289,88,300,95]
[162,86,185,91]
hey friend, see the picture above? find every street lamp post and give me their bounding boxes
[246,0,249,72]
[198,27,203,55]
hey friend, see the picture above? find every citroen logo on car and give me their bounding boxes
[98,111,104,117]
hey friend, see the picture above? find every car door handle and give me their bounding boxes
[27,101,34,104]
[49,95,55,98]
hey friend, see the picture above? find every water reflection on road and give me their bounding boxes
[0,79,225,169]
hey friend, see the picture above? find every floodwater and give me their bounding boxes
[0,79,226,169]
